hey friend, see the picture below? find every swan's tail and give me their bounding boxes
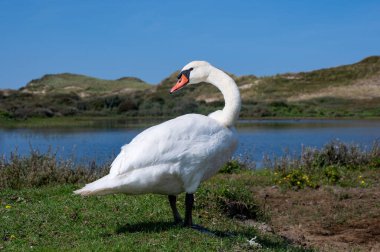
[74,175,120,196]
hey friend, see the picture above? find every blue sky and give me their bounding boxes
[0,0,379,89]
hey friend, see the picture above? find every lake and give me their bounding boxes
[1,119,380,167]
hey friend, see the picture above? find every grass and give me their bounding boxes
[23,73,151,95]
[0,182,303,251]
[0,141,379,251]
[0,115,169,129]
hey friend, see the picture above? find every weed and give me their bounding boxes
[275,170,317,189]
[219,160,245,174]
[324,165,342,184]
[266,141,380,189]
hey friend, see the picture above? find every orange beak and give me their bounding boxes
[170,74,189,93]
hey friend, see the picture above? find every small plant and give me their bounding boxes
[276,169,317,189]
[369,157,380,168]
[357,175,368,188]
[324,165,342,184]
[0,110,11,119]
[219,160,245,174]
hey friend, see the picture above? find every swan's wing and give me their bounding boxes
[109,114,237,176]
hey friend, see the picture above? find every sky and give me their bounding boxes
[0,0,379,89]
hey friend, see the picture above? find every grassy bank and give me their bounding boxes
[1,142,379,251]
[2,114,380,129]
[0,115,172,129]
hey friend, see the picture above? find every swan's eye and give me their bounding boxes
[177,68,193,80]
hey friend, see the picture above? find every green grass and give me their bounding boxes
[0,115,168,129]
[0,181,304,251]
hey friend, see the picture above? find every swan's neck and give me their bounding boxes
[206,67,241,127]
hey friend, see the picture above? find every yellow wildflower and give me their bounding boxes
[297,181,301,185]
[361,180,365,185]
[5,205,11,209]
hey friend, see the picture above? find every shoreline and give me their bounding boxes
[1,115,380,129]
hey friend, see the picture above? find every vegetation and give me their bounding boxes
[20,73,150,95]
[1,56,380,126]
[1,141,379,250]
[2,141,378,191]
[0,153,298,251]
[263,140,380,189]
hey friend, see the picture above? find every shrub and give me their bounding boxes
[118,99,138,113]
[267,141,380,189]
[275,170,317,189]
[369,157,380,168]
[219,160,245,174]
[0,110,12,118]
[323,165,342,184]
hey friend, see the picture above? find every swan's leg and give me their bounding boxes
[168,195,182,224]
[184,193,194,227]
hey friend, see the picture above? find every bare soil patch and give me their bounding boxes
[253,186,380,251]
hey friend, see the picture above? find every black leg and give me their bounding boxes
[168,195,182,224]
[184,193,194,227]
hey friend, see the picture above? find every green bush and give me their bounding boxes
[267,141,380,189]
[275,170,317,189]
[219,160,245,174]
[0,110,11,118]
[369,157,380,168]
[324,165,342,184]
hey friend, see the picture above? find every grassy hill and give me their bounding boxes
[241,56,380,102]
[20,73,151,97]
[1,56,380,122]
[149,56,380,118]
[235,56,380,117]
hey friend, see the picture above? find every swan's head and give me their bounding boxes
[170,61,212,93]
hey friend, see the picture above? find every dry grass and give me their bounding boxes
[288,73,380,102]
[0,150,110,189]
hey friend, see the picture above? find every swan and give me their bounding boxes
[74,61,241,227]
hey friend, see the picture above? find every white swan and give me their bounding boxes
[74,61,241,227]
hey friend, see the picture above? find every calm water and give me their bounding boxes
[1,119,380,167]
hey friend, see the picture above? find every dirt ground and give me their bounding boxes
[252,185,380,251]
